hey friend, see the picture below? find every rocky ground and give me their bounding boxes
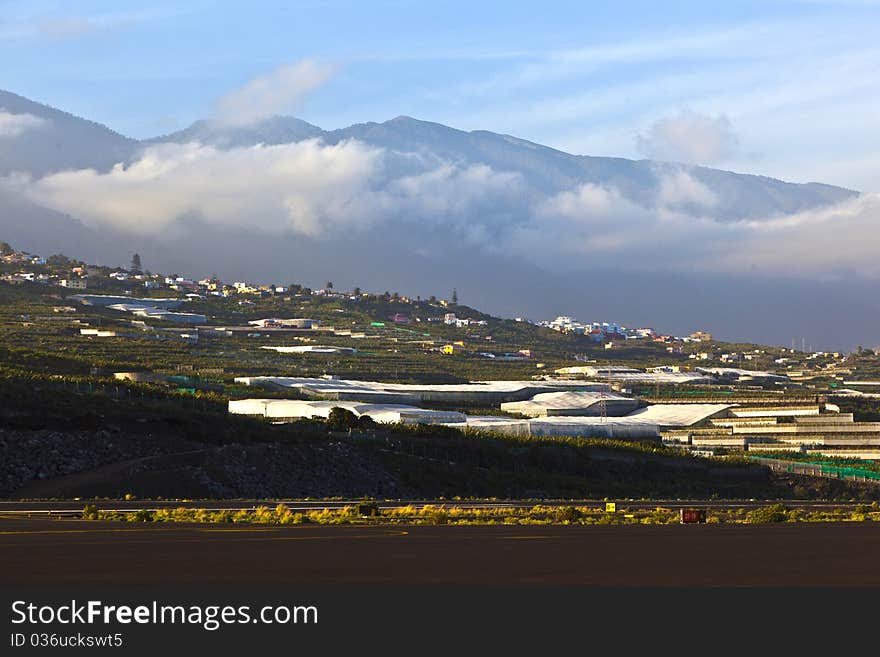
[4,425,878,501]
[1,429,403,498]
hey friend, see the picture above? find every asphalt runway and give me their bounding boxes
[2,515,880,587]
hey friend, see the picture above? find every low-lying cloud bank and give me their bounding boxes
[0,110,46,138]
[636,110,739,165]
[3,137,876,280]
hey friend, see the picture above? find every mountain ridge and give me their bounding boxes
[0,89,875,350]
[0,89,859,205]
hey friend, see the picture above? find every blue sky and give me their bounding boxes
[1,0,878,190]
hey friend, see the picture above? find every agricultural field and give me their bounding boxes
[3,279,880,502]
[0,280,798,385]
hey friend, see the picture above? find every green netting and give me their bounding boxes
[749,455,880,481]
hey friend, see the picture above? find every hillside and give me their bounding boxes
[0,90,137,176]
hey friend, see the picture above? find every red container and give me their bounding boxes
[680,509,707,524]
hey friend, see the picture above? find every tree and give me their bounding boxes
[353,287,361,296]
[0,241,13,256]
[451,288,458,304]
[130,253,142,273]
[325,281,333,292]
[326,407,359,432]
[47,253,72,267]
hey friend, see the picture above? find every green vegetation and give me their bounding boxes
[0,276,805,385]
[837,398,880,423]
[80,501,880,526]
[746,503,791,523]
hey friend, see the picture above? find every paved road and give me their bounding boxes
[2,515,880,586]
[0,498,866,515]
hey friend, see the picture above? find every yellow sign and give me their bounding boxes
[605,502,617,513]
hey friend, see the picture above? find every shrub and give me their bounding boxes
[129,509,154,522]
[81,504,99,520]
[554,506,581,524]
[746,503,790,524]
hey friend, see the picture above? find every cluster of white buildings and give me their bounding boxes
[438,313,487,328]
[538,316,657,342]
[1,250,88,289]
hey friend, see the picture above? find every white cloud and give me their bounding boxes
[387,163,525,243]
[506,179,880,280]
[656,170,718,209]
[636,111,739,164]
[9,140,384,236]
[507,181,731,266]
[5,138,878,282]
[0,110,46,138]
[3,139,523,244]
[214,60,337,127]
[719,193,880,278]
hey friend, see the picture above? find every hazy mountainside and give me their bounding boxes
[154,114,856,221]
[146,116,325,149]
[0,188,98,251]
[0,90,137,177]
[332,117,854,219]
[0,89,856,217]
[0,186,160,267]
[0,90,874,350]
